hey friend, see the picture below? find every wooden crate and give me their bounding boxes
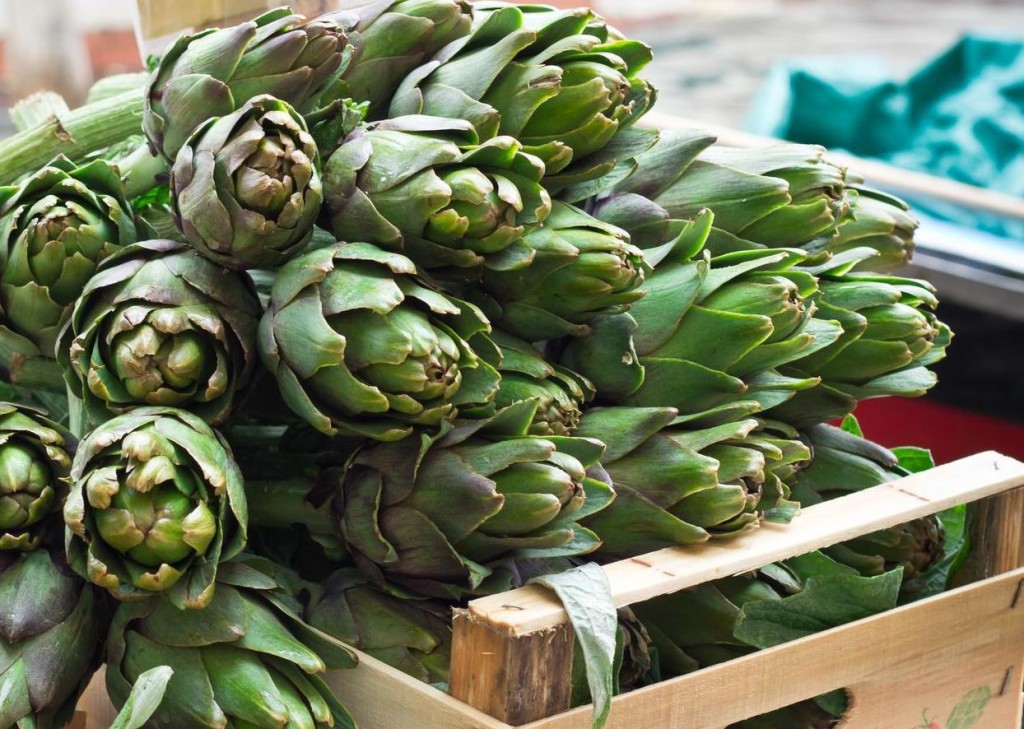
[75,451,1024,728]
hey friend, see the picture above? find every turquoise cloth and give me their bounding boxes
[747,35,1024,241]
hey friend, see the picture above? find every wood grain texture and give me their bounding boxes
[955,486,1024,586]
[520,567,1024,729]
[469,452,1024,635]
[449,610,575,724]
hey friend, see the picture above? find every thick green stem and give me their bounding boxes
[245,479,337,537]
[9,92,70,133]
[0,333,64,393]
[119,144,169,198]
[0,89,145,185]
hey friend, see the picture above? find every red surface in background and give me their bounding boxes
[852,398,1024,464]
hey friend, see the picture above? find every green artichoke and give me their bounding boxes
[0,157,136,387]
[306,567,451,684]
[0,547,107,729]
[791,424,945,585]
[770,260,952,427]
[58,240,261,428]
[258,242,500,441]
[0,403,74,552]
[64,407,247,609]
[338,399,614,598]
[327,0,474,117]
[591,128,915,271]
[390,3,655,189]
[478,201,647,341]
[144,8,347,161]
[561,213,840,415]
[479,330,594,436]
[575,406,807,558]
[324,115,550,272]
[171,95,324,270]
[106,556,356,729]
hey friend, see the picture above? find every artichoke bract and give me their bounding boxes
[106,556,356,728]
[58,240,261,428]
[390,3,655,189]
[561,213,841,414]
[64,407,247,609]
[144,7,347,162]
[306,567,452,685]
[479,201,647,341]
[0,403,74,552]
[324,115,550,272]
[327,0,475,117]
[576,406,807,558]
[0,157,136,384]
[0,547,106,729]
[338,400,614,598]
[172,95,324,270]
[258,242,500,441]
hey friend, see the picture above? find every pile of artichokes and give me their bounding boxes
[0,2,956,727]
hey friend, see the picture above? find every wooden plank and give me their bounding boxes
[134,0,329,41]
[645,111,1024,222]
[68,713,86,729]
[468,451,1024,636]
[449,611,575,724]
[521,566,1024,729]
[325,650,513,729]
[955,486,1024,586]
[77,671,117,729]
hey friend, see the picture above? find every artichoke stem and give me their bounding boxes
[245,479,337,536]
[0,347,64,394]
[119,143,170,199]
[0,89,144,185]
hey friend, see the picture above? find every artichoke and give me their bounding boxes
[171,95,324,271]
[477,330,594,436]
[390,3,655,189]
[0,403,74,552]
[306,567,452,684]
[337,399,614,598]
[561,214,840,415]
[771,260,952,427]
[106,556,356,728]
[324,115,550,272]
[58,240,261,428]
[327,0,474,117]
[0,547,107,729]
[258,242,500,441]
[0,157,136,386]
[144,7,347,161]
[64,407,247,608]
[478,201,647,341]
[575,406,807,558]
[791,423,945,585]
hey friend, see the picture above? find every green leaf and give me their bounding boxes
[735,569,903,648]
[912,505,968,601]
[110,665,174,729]
[891,446,935,474]
[838,414,863,438]
[531,563,617,729]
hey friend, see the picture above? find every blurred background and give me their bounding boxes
[1,0,1022,462]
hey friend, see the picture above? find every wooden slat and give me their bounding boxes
[134,0,329,41]
[449,611,575,724]
[325,650,512,729]
[955,486,1024,586]
[521,566,1024,729]
[77,671,117,729]
[644,110,1024,222]
[468,451,1024,636]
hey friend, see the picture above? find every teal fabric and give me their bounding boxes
[747,35,1024,240]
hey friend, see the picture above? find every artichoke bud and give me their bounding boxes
[0,158,137,357]
[325,116,550,273]
[0,403,75,552]
[172,95,324,270]
[59,240,261,428]
[64,407,247,609]
[258,242,501,442]
[480,201,647,342]
[144,8,348,161]
[337,400,613,598]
